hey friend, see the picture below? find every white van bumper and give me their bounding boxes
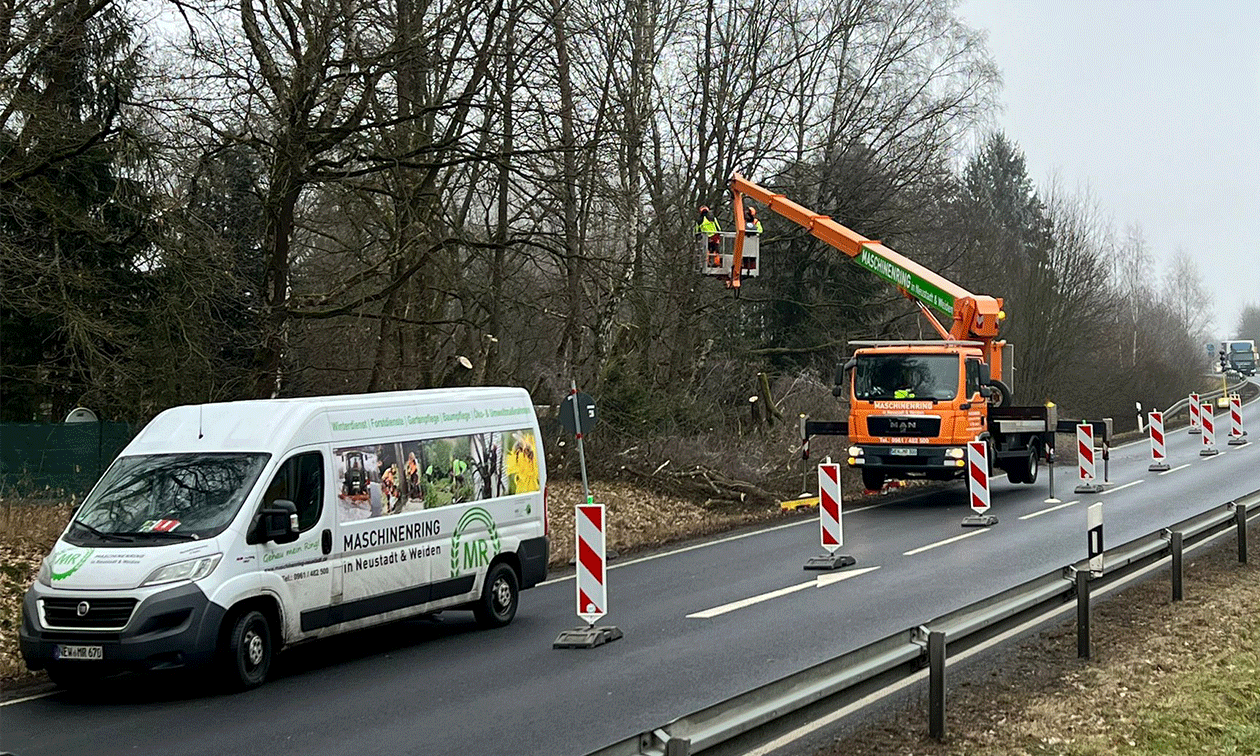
[20,581,226,674]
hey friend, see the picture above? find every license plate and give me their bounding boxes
[889,447,916,456]
[54,645,103,661]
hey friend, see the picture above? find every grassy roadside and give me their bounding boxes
[817,520,1260,756]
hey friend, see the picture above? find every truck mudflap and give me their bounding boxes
[517,536,549,589]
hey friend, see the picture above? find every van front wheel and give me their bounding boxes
[223,609,272,690]
[474,563,519,628]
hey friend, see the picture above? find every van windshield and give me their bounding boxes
[853,354,960,401]
[69,453,270,544]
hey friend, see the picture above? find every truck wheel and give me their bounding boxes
[861,468,886,491]
[473,562,519,628]
[1022,447,1040,484]
[985,380,1013,408]
[222,609,272,690]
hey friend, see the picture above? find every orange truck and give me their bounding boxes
[721,172,1072,491]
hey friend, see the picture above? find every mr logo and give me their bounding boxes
[51,548,95,582]
[450,507,501,577]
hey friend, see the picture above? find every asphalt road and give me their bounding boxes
[4,394,1258,756]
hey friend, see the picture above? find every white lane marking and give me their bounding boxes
[687,567,882,619]
[1019,500,1080,520]
[1159,463,1192,476]
[741,510,1260,756]
[1101,480,1144,495]
[0,690,55,707]
[903,529,988,556]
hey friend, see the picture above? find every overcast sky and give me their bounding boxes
[956,0,1260,337]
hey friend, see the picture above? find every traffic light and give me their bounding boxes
[1220,350,1229,372]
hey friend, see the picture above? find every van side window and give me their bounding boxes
[965,360,981,398]
[263,452,324,531]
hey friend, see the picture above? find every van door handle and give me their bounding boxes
[322,529,332,555]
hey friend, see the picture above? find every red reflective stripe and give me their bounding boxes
[578,539,604,586]
[821,490,839,520]
[579,589,600,614]
[969,461,986,486]
[579,505,602,531]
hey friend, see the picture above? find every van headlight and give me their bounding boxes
[141,554,222,587]
[848,446,864,457]
[37,556,52,587]
[945,447,965,459]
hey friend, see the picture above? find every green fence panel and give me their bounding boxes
[1,422,134,497]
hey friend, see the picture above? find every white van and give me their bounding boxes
[20,388,548,689]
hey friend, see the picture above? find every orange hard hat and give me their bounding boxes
[699,205,710,214]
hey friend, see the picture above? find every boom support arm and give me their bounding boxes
[729,172,1005,346]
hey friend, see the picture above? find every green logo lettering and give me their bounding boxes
[450,507,500,577]
[50,548,95,581]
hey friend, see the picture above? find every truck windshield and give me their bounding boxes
[854,354,960,401]
[1229,343,1253,354]
[69,453,270,543]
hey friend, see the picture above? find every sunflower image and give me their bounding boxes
[505,431,539,494]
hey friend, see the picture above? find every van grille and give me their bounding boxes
[41,597,137,630]
[867,416,941,437]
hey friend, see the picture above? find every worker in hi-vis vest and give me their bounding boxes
[696,206,722,267]
[744,206,762,235]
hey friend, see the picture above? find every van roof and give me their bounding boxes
[124,387,537,456]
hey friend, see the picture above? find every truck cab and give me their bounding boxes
[1223,340,1257,376]
[843,343,988,490]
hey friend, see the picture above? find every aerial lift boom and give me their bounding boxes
[726,172,1008,382]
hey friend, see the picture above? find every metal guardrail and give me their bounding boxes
[1162,376,1255,419]
[588,488,1260,756]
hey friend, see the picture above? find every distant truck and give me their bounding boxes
[1221,340,1258,376]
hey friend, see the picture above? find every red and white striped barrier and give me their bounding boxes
[1148,411,1170,471]
[575,503,608,624]
[961,440,997,527]
[1228,394,1247,445]
[968,441,991,514]
[819,462,842,549]
[804,462,857,568]
[1200,402,1218,456]
[1074,423,1102,493]
[1188,393,1202,434]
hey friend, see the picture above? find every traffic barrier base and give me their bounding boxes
[1148,461,1171,472]
[1074,482,1103,494]
[961,513,998,527]
[804,553,856,570]
[1228,434,1247,446]
[553,625,624,649]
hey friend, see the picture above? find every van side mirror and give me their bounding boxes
[258,500,300,545]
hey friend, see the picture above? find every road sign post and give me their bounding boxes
[1147,411,1170,472]
[1200,402,1218,457]
[554,387,622,650]
[804,462,856,570]
[554,502,624,649]
[962,440,998,527]
[1074,424,1102,494]
[1087,502,1104,576]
